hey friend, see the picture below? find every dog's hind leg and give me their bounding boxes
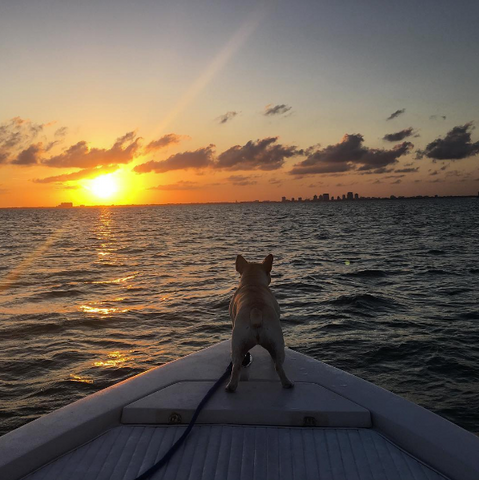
[226,330,252,392]
[264,343,294,389]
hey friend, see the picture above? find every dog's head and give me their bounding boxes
[235,254,273,285]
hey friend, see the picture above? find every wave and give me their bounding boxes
[32,289,84,300]
[343,269,388,278]
[327,293,398,310]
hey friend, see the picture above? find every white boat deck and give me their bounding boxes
[24,425,448,480]
[1,341,478,480]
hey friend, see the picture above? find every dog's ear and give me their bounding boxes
[263,254,273,273]
[236,255,248,274]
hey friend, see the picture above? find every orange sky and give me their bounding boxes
[1,1,479,207]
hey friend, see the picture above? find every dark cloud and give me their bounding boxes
[0,151,9,164]
[144,134,184,153]
[268,178,282,185]
[263,104,292,117]
[216,111,239,124]
[149,181,201,191]
[386,109,405,121]
[445,169,463,178]
[290,133,413,175]
[383,127,415,142]
[11,143,43,165]
[390,179,402,184]
[385,175,405,179]
[54,126,68,137]
[217,137,300,171]
[416,123,479,161]
[227,175,258,186]
[33,165,119,183]
[44,131,141,168]
[134,145,215,174]
[0,117,48,164]
[394,167,419,173]
[430,115,447,121]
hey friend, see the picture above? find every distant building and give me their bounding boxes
[342,194,346,200]
[323,193,330,201]
[291,197,295,202]
[298,197,303,202]
[313,195,318,201]
[347,192,354,200]
[281,196,286,202]
[57,202,73,208]
[354,193,359,200]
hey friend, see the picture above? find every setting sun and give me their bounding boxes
[88,175,119,199]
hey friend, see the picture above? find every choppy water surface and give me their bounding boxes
[1,199,478,436]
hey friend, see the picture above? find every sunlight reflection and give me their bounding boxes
[93,351,133,368]
[79,305,129,315]
[92,274,137,284]
[69,374,94,384]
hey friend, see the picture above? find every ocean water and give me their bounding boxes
[0,199,478,437]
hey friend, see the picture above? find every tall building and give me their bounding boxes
[354,193,359,200]
[347,192,354,200]
[323,193,330,201]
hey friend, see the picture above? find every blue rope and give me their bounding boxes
[134,362,233,480]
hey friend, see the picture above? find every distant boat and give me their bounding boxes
[1,341,478,479]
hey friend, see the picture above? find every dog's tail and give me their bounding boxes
[250,307,263,328]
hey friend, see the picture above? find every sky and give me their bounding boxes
[1,0,479,207]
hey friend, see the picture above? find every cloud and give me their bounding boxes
[134,145,215,174]
[383,127,415,142]
[445,169,463,178]
[44,131,141,168]
[263,104,292,117]
[430,115,447,121]
[216,111,239,124]
[268,177,282,185]
[217,137,300,171]
[290,133,413,175]
[0,117,49,164]
[384,175,405,179]
[33,165,119,183]
[394,167,419,173]
[54,126,68,138]
[386,109,405,121]
[11,142,44,165]
[390,179,402,184]
[227,175,258,186]
[149,181,202,191]
[416,123,479,161]
[144,134,185,153]
[0,151,9,164]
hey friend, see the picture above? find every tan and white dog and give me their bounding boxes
[226,254,293,392]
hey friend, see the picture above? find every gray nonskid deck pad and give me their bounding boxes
[24,425,449,480]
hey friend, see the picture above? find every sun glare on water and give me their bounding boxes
[88,174,119,199]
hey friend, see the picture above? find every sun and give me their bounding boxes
[88,174,119,199]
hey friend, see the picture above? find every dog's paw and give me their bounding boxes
[225,384,237,393]
[282,380,294,389]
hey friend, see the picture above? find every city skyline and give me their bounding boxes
[1,1,479,207]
